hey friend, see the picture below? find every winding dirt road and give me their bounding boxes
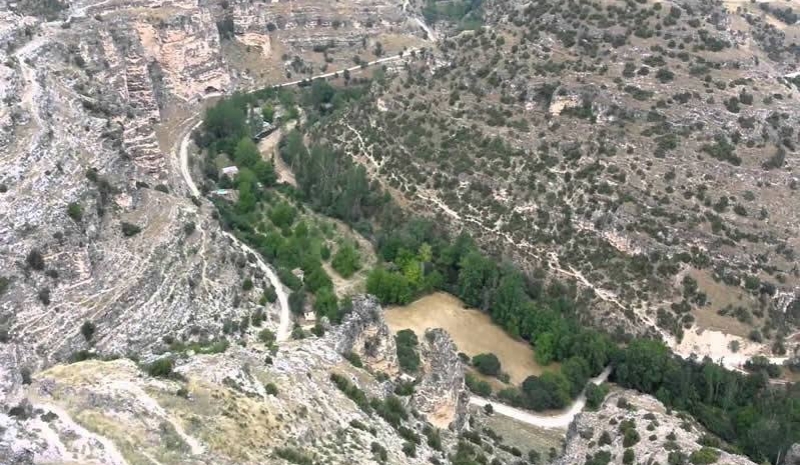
[469,366,612,429]
[173,49,422,342]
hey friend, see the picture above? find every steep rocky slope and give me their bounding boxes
[0,0,427,407]
[318,0,800,357]
[557,390,758,465]
[1,296,471,464]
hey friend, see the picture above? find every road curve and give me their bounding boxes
[469,366,612,429]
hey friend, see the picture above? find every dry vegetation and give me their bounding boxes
[385,292,549,383]
[320,0,800,351]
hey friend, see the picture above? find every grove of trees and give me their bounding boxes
[197,80,798,465]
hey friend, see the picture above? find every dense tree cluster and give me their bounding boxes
[613,339,799,463]
[279,131,390,231]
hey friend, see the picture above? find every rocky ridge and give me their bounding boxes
[0,295,471,464]
[0,0,424,408]
[557,390,758,465]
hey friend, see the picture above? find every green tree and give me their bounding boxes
[262,105,275,123]
[201,98,247,151]
[253,160,277,187]
[236,168,258,214]
[472,353,502,376]
[234,137,261,168]
[304,266,333,294]
[269,202,297,228]
[313,286,340,321]
[561,356,590,397]
[332,243,361,278]
[457,251,498,310]
[366,268,413,305]
[67,202,83,221]
[396,329,420,372]
[534,332,556,365]
[289,291,306,315]
[522,371,571,410]
[615,339,670,393]
[492,269,527,336]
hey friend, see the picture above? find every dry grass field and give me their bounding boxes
[385,292,547,384]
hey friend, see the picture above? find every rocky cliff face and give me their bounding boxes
[0,0,424,411]
[0,296,470,464]
[332,296,470,430]
[557,390,758,465]
[332,294,399,373]
[413,328,469,431]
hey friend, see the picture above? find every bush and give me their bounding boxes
[146,358,175,378]
[277,267,303,291]
[402,441,417,457]
[623,448,635,465]
[262,286,278,304]
[81,321,96,342]
[67,202,83,221]
[472,353,501,376]
[372,395,408,427]
[394,380,415,396]
[585,450,612,465]
[121,222,142,237]
[343,351,363,368]
[20,367,32,385]
[0,276,9,297]
[371,442,388,461]
[395,329,420,372]
[465,373,492,396]
[689,447,720,464]
[331,243,361,278]
[26,249,45,271]
[258,328,276,345]
[330,372,371,412]
[621,421,641,447]
[423,425,442,450]
[274,447,313,465]
[38,288,51,305]
[656,68,675,83]
[585,383,610,410]
[183,222,196,235]
[264,382,278,395]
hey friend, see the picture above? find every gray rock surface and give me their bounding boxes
[556,390,758,465]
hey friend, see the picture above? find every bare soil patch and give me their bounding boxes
[473,406,564,459]
[688,268,760,338]
[385,292,545,384]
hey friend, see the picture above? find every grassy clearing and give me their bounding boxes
[475,404,564,460]
[688,268,760,338]
[385,292,548,384]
